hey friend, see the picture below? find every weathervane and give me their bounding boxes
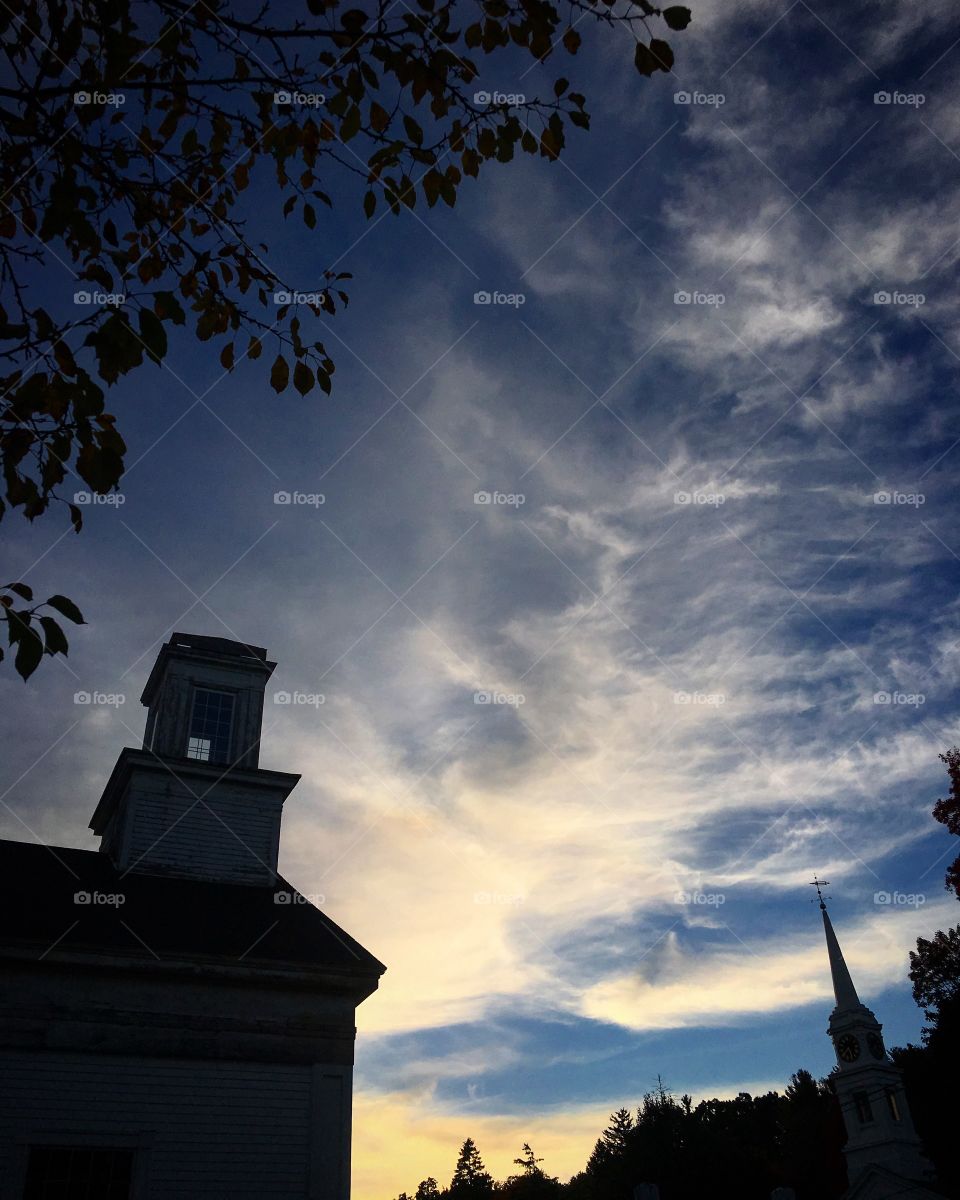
[809,874,831,910]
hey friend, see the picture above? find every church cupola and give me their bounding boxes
[89,633,300,886]
[812,878,933,1189]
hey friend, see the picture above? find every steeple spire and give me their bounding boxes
[809,875,861,1011]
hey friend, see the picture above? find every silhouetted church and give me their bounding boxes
[816,888,940,1200]
[0,633,384,1199]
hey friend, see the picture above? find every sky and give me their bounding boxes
[3,0,960,1194]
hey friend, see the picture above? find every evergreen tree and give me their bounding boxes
[502,1144,561,1200]
[415,1180,441,1200]
[448,1139,494,1199]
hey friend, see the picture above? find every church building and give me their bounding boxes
[0,632,385,1199]
[816,886,940,1200]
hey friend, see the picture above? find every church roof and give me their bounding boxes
[844,1164,945,1200]
[0,838,385,986]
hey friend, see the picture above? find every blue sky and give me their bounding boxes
[3,0,960,1191]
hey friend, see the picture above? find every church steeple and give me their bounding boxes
[811,878,933,1192]
[813,876,861,1011]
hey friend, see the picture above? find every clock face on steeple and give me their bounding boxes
[836,1033,860,1062]
[867,1032,885,1059]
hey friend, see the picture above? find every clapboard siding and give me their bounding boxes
[121,776,283,885]
[0,1051,331,1200]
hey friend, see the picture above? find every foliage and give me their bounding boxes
[0,583,84,679]
[910,925,960,1027]
[389,1073,851,1200]
[933,748,960,899]
[0,0,690,677]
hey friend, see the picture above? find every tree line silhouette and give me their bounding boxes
[391,1051,953,1200]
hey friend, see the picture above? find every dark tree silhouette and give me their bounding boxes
[449,1138,494,1198]
[0,0,691,678]
[502,1143,561,1199]
[933,748,960,900]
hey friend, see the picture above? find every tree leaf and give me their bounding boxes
[139,308,168,364]
[270,354,289,393]
[5,582,33,602]
[649,38,674,71]
[662,6,692,31]
[14,630,43,680]
[45,594,86,624]
[39,615,69,655]
[634,41,659,76]
[293,360,314,396]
